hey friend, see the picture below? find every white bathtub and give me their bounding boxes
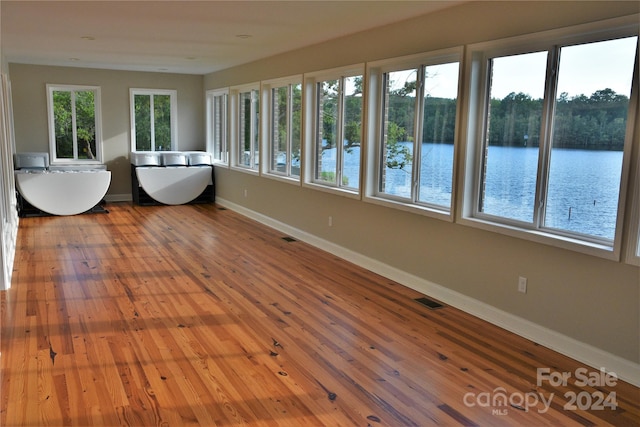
[15,169,111,216]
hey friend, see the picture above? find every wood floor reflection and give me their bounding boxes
[2,203,638,426]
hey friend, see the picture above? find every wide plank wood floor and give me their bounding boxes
[1,202,639,426]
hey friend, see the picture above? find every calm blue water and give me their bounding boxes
[324,143,622,240]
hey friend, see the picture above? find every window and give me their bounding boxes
[628,153,640,265]
[464,21,638,257]
[231,84,260,172]
[368,50,461,215]
[47,84,102,163]
[304,65,363,193]
[262,77,302,180]
[206,89,229,164]
[130,89,177,152]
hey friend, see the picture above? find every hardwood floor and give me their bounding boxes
[1,202,638,426]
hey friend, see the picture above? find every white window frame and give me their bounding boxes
[626,118,640,266]
[458,16,639,260]
[206,88,229,166]
[230,83,260,174]
[46,84,103,164]
[364,48,463,221]
[303,64,364,199]
[261,75,303,184]
[129,88,178,152]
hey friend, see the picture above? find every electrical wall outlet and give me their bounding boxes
[328,216,333,227]
[518,276,527,293]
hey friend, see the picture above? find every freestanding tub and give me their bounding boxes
[15,169,111,216]
[134,166,212,205]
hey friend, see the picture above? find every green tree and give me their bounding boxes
[75,91,96,159]
[53,90,96,159]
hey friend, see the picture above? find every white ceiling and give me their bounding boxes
[1,0,463,75]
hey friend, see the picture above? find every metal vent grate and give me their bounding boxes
[415,297,444,310]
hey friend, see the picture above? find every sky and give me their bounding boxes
[491,36,638,100]
[387,36,638,100]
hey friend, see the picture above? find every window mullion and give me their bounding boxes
[336,77,345,187]
[476,55,493,217]
[287,85,293,176]
[535,46,560,230]
[71,91,78,160]
[252,90,258,169]
[380,73,391,194]
[412,66,426,202]
[149,95,156,151]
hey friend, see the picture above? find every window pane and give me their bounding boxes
[238,89,258,169]
[480,51,547,222]
[239,91,252,167]
[271,86,288,173]
[381,69,416,198]
[342,76,362,190]
[154,94,171,151]
[316,80,339,184]
[418,62,459,207]
[53,91,73,158]
[75,90,96,160]
[134,94,151,151]
[291,83,302,177]
[212,94,227,162]
[637,220,640,257]
[253,90,260,169]
[544,37,637,240]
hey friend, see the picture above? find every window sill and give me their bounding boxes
[457,215,620,261]
[263,172,301,186]
[364,194,453,222]
[302,181,360,200]
[211,160,229,167]
[50,160,103,165]
[229,165,259,175]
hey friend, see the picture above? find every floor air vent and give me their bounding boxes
[415,297,444,310]
[282,237,297,242]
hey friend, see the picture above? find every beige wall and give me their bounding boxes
[10,64,204,196]
[204,0,640,366]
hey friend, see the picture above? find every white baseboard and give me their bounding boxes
[104,193,132,203]
[216,197,640,387]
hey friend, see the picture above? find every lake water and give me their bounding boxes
[326,143,622,240]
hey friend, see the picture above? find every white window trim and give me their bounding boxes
[626,158,640,265]
[230,83,260,175]
[364,47,463,223]
[46,84,103,164]
[302,64,364,200]
[626,77,640,266]
[129,88,178,152]
[457,15,639,261]
[261,75,303,185]
[206,88,229,166]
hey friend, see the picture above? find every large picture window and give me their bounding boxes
[47,84,102,163]
[465,26,638,256]
[262,77,302,180]
[130,89,177,152]
[366,48,462,219]
[304,65,363,193]
[206,89,228,164]
[231,85,260,172]
[371,52,461,213]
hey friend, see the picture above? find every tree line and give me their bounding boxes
[385,87,630,150]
